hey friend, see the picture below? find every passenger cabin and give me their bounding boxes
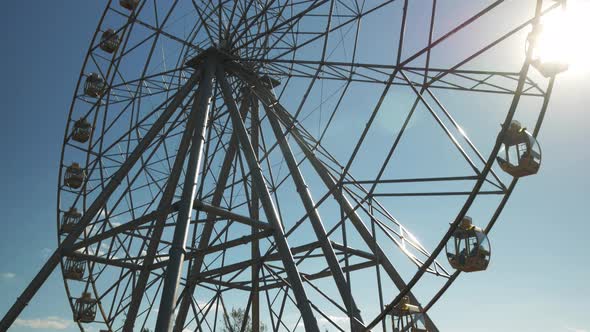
[497,120,541,178]
[527,24,568,77]
[61,207,82,233]
[84,73,107,98]
[446,216,490,272]
[64,163,86,189]
[74,292,97,323]
[72,118,92,143]
[99,29,121,54]
[390,296,426,332]
[64,257,85,281]
[120,0,140,11]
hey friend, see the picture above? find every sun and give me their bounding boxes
[534,0,590,75]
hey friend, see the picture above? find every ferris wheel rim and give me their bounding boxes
[55,1,559,331]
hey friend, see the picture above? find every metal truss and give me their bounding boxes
[0,1,562,332]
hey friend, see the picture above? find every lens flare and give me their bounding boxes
[534,0,590,75]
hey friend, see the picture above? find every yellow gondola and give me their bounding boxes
[446,216,491,272]
[84,73,107,98]
[99,29,121,54]
[72,118,92,143]
[60,207,81,233]
[390,296,428,332]
[497,120,542,178]
[63,257,85,281]
[64,163,86,189]
[74,292,97,323]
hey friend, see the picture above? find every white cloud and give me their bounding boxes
[566,328,589,332]
[0,272,16,280]
[318,315,350,330]
[14,316,71,330]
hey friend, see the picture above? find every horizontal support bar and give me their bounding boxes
[68,251,140,270]
[371,190,505,197]
[150,229,274,270]
[344,176,479,185]
[193,200,272,230]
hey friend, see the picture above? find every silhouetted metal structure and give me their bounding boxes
[0,0,568,331]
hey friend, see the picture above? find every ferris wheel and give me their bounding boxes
[0,0,568,331]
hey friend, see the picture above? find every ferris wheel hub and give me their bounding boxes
[185,48,282,90]
[185,47,231,69]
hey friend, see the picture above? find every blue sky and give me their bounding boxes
[0,1,589,332]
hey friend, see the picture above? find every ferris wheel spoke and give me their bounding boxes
[236,0,328,53]
[107,79,185,103]
[109,67,189,91]
[356,64,500,196]
[424,88,509,189]
[215,68,321,331]
[120,1,201,53]
[12,1,559,331]
[105,271,165,326]
[319,167,450,277]
[0,64,204,331]
[257,59,543,95]
[402,71,482,174]
[70,251,140,271]
[222,0,243,39]
[229,0,279,48]
[242,0,287,60]
[71,207,172,252]
[246,83,439,331]
[121,62,216,331]
[152,228,274,271]
[90,89,188,158]
[190,0,220,47]
[172,88,254,332]
[262,0,393,62]
[88,126,188,197]
[421,6,559,95]
[102,268,133,321]
[265,94,366,326]
[80,112,186,222]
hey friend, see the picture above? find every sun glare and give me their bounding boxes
[534,0,590,75]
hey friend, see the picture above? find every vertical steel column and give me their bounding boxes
[0,72,201,332]
[264,101,365,331]
[123,69,209,332]
[154,56,217,332]
[217,68,320,332]
[172,90,251,332]
[249,93,261,332]
[254,88,439,332]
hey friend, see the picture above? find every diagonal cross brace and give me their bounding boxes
[0,69,202,332]
[217,66,321,332]
[122,61,215,332]
[248,80,439,332]
[172,79,253,332]
[263,97,365,331]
